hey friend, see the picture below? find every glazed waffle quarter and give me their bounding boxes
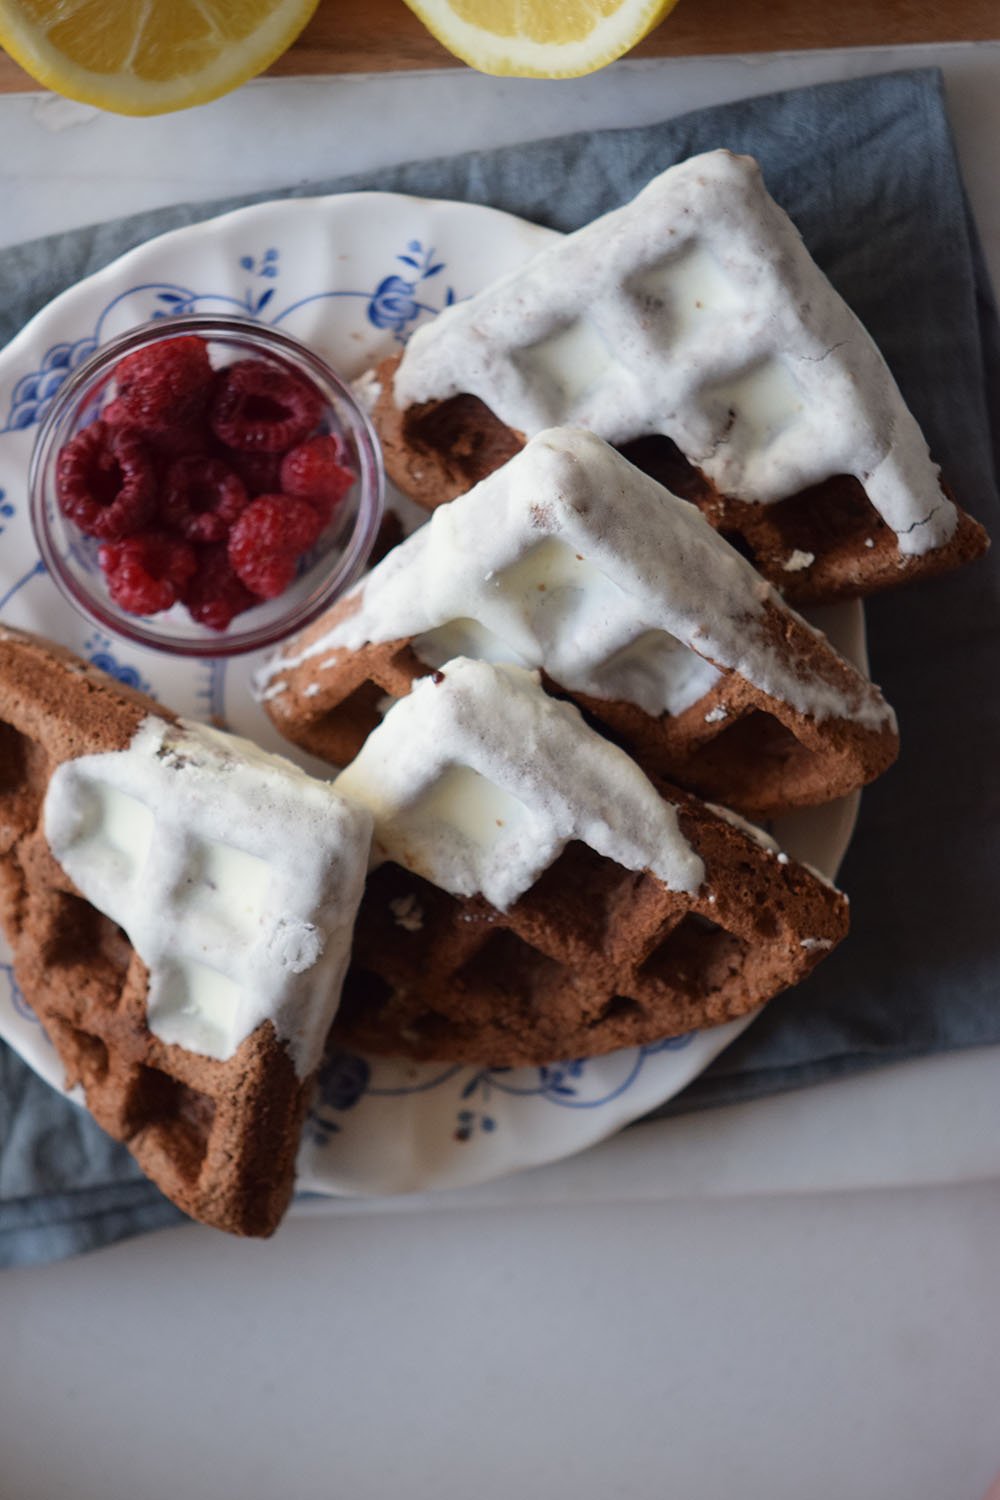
[364,150,987,604]
[328,658,850,1067]
[0,627,372,1237]
[261,429,899,820]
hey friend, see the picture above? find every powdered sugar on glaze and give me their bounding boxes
[44,717,372,1077]
[392,151,955,557]
[334,657,705,911]
[270,429,895,732]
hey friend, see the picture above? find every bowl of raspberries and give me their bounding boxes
[29,315,384,656]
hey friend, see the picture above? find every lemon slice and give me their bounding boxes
[403,0,679,78]
[0,0,319,116]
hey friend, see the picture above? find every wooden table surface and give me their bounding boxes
[0,0,996,91]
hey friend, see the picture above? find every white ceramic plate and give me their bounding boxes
[0,192,862,1195]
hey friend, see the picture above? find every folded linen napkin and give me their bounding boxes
[1,68,997,1267]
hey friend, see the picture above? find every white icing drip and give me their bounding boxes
[333,658,705,911]
[392,151,955,556]
[44,717,372,1077]
[782,549,815,572]
[271,429,894,733]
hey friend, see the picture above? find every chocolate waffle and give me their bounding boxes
[0,627,371,1237]
[327,658,849,1066]
[261,429,898,820]
[363,150,988,604]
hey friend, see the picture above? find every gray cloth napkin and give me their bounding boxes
[1,68,997,1267]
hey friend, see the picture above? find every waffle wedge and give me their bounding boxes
[0,627,371,1237]
[262,429,898,820]
[364,151,987,604]
[326,657,849,1066]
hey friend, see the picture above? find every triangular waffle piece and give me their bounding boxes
[328,657,849,1066]
[261,429,898,821]
[0,627,371,1237]
[365,150,987,604]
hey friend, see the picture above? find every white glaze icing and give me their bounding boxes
[392,151,955,557]
[44,716,373,1076]
[333,657,705,911]
[268,429,895,733]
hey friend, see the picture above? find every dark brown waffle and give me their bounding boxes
[331,781,849,1067]
[264,593,899,821]
[0,627,309,1238]
[369,351,988,605]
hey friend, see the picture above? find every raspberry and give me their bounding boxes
[56,334,342,629]
[262,492,323,552]
[228,494,322,598]
[104,396,210,459]
[162,456,248,544]
[99,533,197,617]
[210,360,323,453]
[181,544,256,631]
[226,448,284,497]
[111,336,214,433]
[56,420,156,540]
[280,434,355,525]
[234,548,297,601]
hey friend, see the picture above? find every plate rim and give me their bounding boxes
[0,189,562,370]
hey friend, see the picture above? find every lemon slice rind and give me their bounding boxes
[403,0,678,79]
[0,0,320,117]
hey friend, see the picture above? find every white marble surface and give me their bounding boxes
[4,1183,1000,1499]
[3,39,1000,292]
[1,42,1000,1500]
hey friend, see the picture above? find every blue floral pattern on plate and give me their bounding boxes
[83,631,153,695]
[368,240,456,338]
[5,339,99,433]
[1,238,457,437]
[306,1034,696,1148]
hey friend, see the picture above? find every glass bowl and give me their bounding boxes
[29,314,384,658]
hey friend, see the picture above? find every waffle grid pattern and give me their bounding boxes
[0,657,305,1237]
[267,620,894,821]
[331,789,848,1067]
